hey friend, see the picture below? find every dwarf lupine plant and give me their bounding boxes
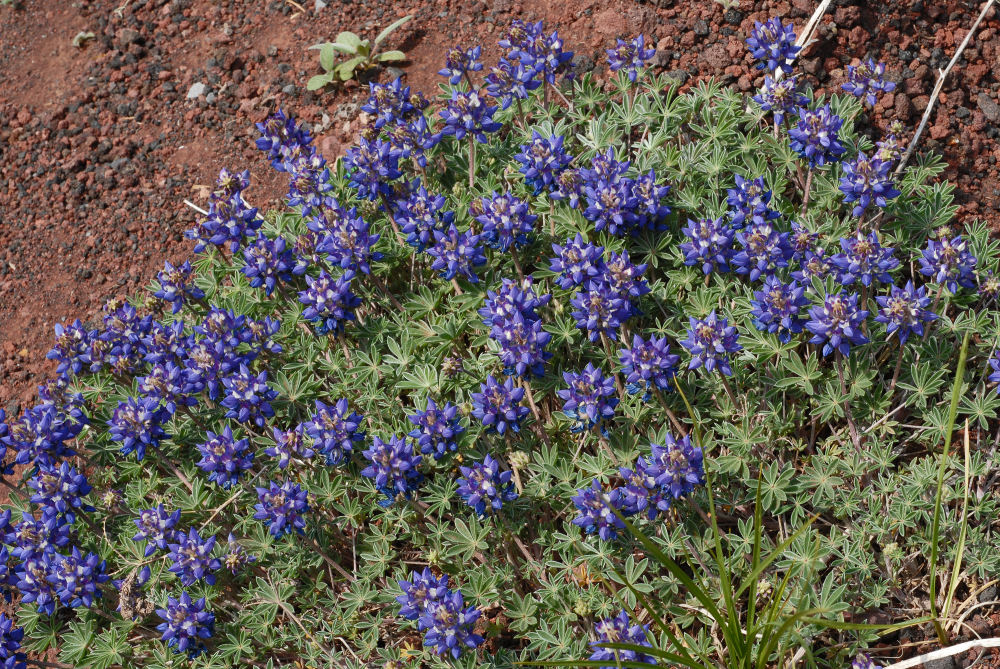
[1,14,999,669]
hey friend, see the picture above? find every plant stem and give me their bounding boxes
[889,342,905,394]
[599,332,625,401]
[510,249,525,282]
[651,386,688,436]
[835,351,861,450]
[467,136,476,191]
[719,374,739,412]
[800,167,814,214]
[369,274,405,311]
[520,379,550,446]
[378,193,405,245]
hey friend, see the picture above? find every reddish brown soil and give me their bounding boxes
[1,0,999,414]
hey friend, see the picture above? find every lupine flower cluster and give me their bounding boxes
[588,610,657,669]
[396,569,483,658]
[573,435,704,540]
[456,455,518,515]
[4,14,995,669]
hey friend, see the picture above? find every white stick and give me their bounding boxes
[183,199,209,216]
[882,637,1000,669]
[895,0,997,175]
[796,0,833,49]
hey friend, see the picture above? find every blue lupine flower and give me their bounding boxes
[408,398,464,460]
[483,57,540,110]
[15,556,58,615]
[396,568,450,620]
[632,169,671,230]
[988,350,1000,390]
[681,311,742,376]
[583,173,639,236]
[0,613,26,669]
[606,35,655,82]
[805,291,870,356]
[492,313,552,378]
[291,230,322,275]
[746,17,801,73]
[196,426,254,489]
[839,153,901,217]
[514,132,573,193]
[285,151,334,216]
[49,546,107,609]
[619,334,680,394]
[557,363,618,433]
[618,458,670,520]
[751,277,810,343]
[551,167,585,208]
[571,480,626,540]
[186,168,262,253]
[304,399,364,466]
[344,137,401,200]
[439,45,482,84]
[154,261,204,313]
[220,365,277,428]
[8,510,71,563]
[361,79,414,129]
[753,74,808,124]
[240,234,295,296]
[681,217,735,275]
[426,225,487,283]
[789,105,846,167]
[384,114,440,168]
[47,320,93,376]
[648,434,705,499]
[253,481,310,537]
[549,234,604,290]
[133,505,180,557]
[793,247,834,282]
[314,205,382,275]
[980,270,1000,301]
[876,122,905,163]
[479,278,551,326]
[842,60,895,106]
[727,174,780,229]
[456,455,518,515]
[108,396,169,461]
[255,110,312,171]
[589,610,657,669]
[603,250,650,302]
[832,231,899,287]
[732,222,793,282]
[222,533,255,574]
[266,424,315,469]
[138,361,201,415]
[517,27,574,85]
[361,436,423,505]
[5,402,82,467]
[419,590,484,659]
[439,90,502,143]
[299,269,361,336]
[852,653,883,669]
[167,528,221,586]
[789,222,819,261]
[156,591,214,657]
[918,235,978,294]
[471,375,529,434]
[875,281,936,344]
[393,182,454,251]
[475,192,537,252]
[28,462,92,523]
[571,280,629,342]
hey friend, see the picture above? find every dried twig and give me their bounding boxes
[882,637,1000,669]
[183,199,209,216]
[896,0,997,174]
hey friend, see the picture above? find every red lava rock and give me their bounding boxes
[0,0,998,416]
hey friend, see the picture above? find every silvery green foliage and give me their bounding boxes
[3,22,1000,669]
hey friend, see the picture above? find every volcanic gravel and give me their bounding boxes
[1,0,999,416]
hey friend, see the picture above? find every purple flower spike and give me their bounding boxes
[557,363,618,433]
[746,18,801,73]
[805,291,870,357]
[875,281,936,345]
[681,311,742,376]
